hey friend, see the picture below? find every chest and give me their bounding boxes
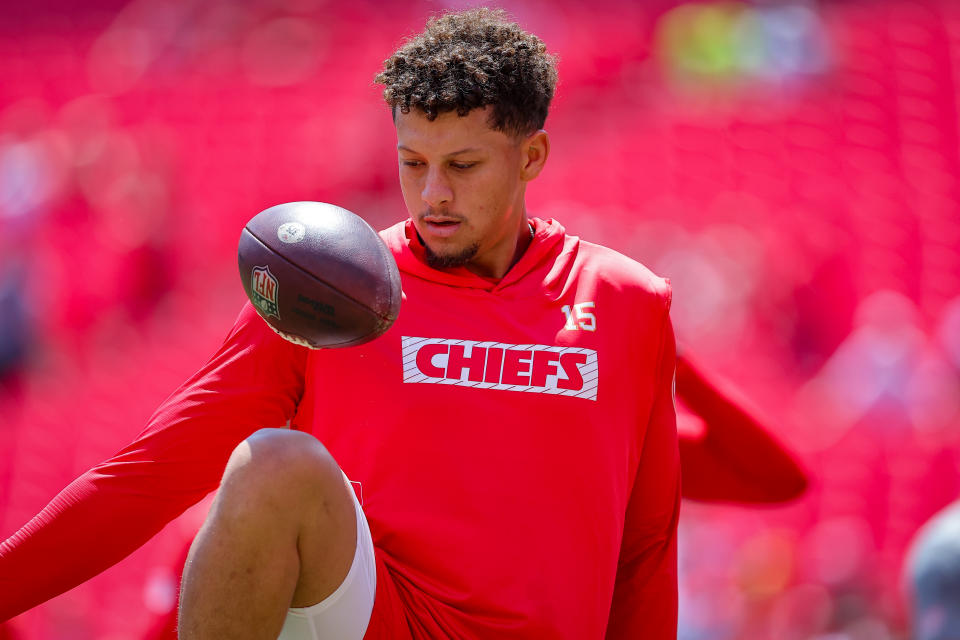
[296,275,661,472]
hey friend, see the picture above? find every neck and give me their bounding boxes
[510,218,535,267]
[461,217,532,281]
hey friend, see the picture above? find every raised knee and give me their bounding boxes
[221,428,342,501]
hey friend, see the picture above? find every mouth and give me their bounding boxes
[421,215,463,238]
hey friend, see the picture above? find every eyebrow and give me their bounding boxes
[397,145,483,157]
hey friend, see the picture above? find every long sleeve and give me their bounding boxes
[675,351,808,504]
[605,314,681,639]
[0,303,307,621]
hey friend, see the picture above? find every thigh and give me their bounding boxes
[179,429,358,639]
[278,477,377,640]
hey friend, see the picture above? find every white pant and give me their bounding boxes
[277,479,376,640]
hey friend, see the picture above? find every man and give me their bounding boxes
[1,9,680,638]
[139,347,809,639]
[905,500,960,640]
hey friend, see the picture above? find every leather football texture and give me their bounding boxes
[238,201,402,348]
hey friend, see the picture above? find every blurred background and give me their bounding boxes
[1,0,959,638]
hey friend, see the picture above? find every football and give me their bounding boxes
[237,201,402,349]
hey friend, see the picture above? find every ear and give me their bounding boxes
[519,130,550,182]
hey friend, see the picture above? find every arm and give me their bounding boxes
[676,350,809,504]
[606,312,681,639]
[0,303,307,621]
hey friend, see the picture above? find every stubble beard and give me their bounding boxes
[416,207,479,269]
[424,241,480,269]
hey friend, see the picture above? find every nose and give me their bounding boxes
[421,166,453,208]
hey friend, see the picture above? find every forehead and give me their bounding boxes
[395,106,514,154]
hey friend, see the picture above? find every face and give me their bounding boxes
[395,106,548,279]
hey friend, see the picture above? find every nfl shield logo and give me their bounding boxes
[251,265,280,319]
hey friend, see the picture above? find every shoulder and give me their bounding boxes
[378,220,408,254]
[570,236,672,310]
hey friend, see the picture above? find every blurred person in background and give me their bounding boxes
[0,107,55,393]
[0,264,30,391]
[905,499,960,640]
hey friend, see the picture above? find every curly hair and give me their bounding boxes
[375,8,558,137]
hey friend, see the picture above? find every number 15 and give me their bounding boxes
[561,302,596,331]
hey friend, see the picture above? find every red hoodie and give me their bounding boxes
[1,217,680,638]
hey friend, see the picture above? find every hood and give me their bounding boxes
[380,217,569,293]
